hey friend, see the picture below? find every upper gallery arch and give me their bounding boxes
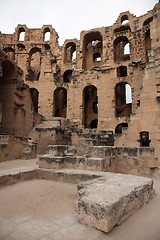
[15,25,28,42]
[63,40,77,64]
[82,31,103,70]
[113,11,135,33]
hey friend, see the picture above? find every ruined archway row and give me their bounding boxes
[1,8,154,75]
[51,82,132,128]
[0,2,158,132]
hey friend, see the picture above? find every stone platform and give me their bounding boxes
[77,173,154,233]
[0,159,155,233]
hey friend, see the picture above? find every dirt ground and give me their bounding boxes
[0,178,160,240]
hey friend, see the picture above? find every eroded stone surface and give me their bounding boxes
[77,173,155,233]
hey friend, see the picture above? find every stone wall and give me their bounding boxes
[89,146,158,176]
[0,50,43,136]
[0,2,160,160]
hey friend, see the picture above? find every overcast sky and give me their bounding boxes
[0,0,158,45]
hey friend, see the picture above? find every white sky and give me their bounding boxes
[0,0,158,45]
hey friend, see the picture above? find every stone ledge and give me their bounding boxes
[77,173,155,233]
[0,166,155,234]
[38,155,104,171]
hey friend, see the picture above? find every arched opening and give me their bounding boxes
[121,15,129,25]
[30,88,39,113]
[0,60,16,133]
[115,122,128,134]
[82,31,102,70]
[27,47,41,81]
[53,88,67,118]
[143,17,153,26]
[64,42,76,64]
[139,131,151,147]
[44,44,50,50]
[115,82,132,117]
[83,85,98,128]
[44,28,50,41]
[117,66,127,77]
[90,119,98,128]
[17,44,25,51]
[145,30,151,62]
[114,36,130,62]
[18,28,25,41]
[63,70,73,83]
[3,47,15,61]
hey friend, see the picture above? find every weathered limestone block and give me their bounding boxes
[46,145,77,156]
[38,155,65,169]
[38,154,104,171]
[77,173,154,233]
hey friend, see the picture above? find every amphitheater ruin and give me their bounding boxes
[0,1,160,236]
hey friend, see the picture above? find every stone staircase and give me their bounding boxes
[34,118,114,154]
[34,117,114,172]
[38,144,105,172]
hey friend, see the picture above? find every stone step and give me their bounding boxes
[39,155,65,169]
[46,145,77,156]
[0,166,106,187]
[85,137,112,146]
[38,155,104,172]
[89,146,107,158]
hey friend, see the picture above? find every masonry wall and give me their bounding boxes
[0,50,39,136]
[0,2,160,153]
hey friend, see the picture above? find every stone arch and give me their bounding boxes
[115,122,128,134]
[83,85,98,128]
[64,42,76,64]
[18,27,25,41]
[43,28,50,41]
[121,15,129,25]
[44,44,50,50]
[117,66,127,77]
[143,17,153,26]
[3,47,15,61]
[82,31,102,70]
[17,43,25,51]
[115,82,132,117]
[27,47,41,81]
[63,70,73,83]
[113,36,130,62]
[29,47,41,56]
[30,88,39,113]
[53,87,67,118]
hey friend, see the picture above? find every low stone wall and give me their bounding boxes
[0,134,37,161]
[0,164,155,233]
[90,146,159,176]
